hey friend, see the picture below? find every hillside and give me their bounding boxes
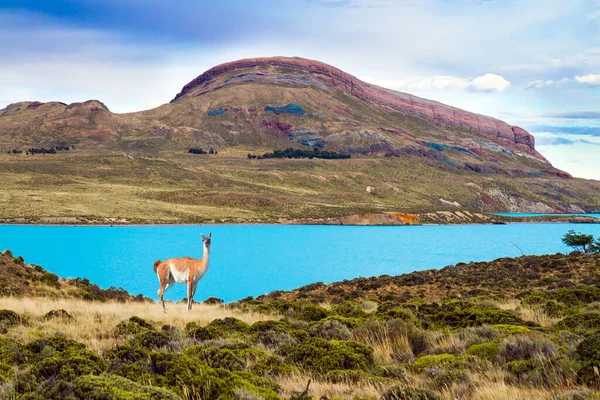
[1,57,599,223]
[0,250,148,302]
[2,251,600,398]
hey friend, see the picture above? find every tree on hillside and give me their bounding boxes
[562,230,597,253]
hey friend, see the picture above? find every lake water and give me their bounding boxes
[1,223,600,303]
[495,213,600,219]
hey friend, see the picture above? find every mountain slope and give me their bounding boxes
[0,56,599,222]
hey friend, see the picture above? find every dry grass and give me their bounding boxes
[354,320,413,364]
[275,373,386,399]
[518,305,557,327]
[2,296,274,353]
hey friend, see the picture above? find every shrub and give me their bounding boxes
[427,367,471,390]
[496,332,559,363]
[554,313,600,333]
[281,337,373,373]
[458,325,503,347]
[24,335,85,359]
[332,301,368,318]
[0,362,14,384]
[382,385,440,400]
[0,337,23,364]
[324,369,386,384]
[466,340,501,362]
[40,272,60,288]
[114,316,154,337]
[250,354,294,377]
[576,332,600,387]
[493,324,530,334]
[43,309,73,321]
[103,344,152,382]
[0,309,28,330]
[73,373,181,399]
[411,354,464,372]
[309,319,352,340]
[204,296,224,305]
[134,330,171,350]
[206,317,250,335]
[32,347,107,381]
[186,346,246,371]
[298,304,328,322]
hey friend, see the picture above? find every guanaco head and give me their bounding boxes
[201,232,212,248]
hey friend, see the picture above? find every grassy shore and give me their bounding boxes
[2,251,600,399]
[0,150,599,226]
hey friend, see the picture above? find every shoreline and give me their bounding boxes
[0,211,598,227]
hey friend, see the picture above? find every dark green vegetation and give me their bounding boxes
[0,250,149,302]
[562,230,600,254]
[247,148,351,160]
[2,251,600,398]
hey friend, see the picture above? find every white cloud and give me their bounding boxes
[575,74,600,85]
[589,10,600,19]
[525,78,571,89]
[365,73,510,93]
[469,74,512,92]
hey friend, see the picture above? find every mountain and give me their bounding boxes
[0,57,599,223]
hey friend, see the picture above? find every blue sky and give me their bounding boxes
[1,0,599,179]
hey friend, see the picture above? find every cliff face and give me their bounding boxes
[172,57,543,160]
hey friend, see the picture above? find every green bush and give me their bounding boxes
[411,354,464,372]
[206,317,250,335]
[382,385,440,400]
[466,340,501,362]
[115,316,154,337]
[298,304,328,322]
[134,330,171,350]
[186,346,246,371]
[103,344,153,382]
[0,337,23,365]
[250,355,294,377]
[146,352,280,399]
[184,322,225,341]
[32,346,107,381]
[493,324,530,334]
[281,337,373,373]
[0,362,14,384]
[0,309,28,329]
[40,272,60,288]
[576,332,600,387]
[554,313,600,333]
[332,301,368,318]
[73,373,181,399]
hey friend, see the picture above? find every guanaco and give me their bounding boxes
[153,233,211,313]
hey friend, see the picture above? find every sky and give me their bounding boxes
[1,0,599,179]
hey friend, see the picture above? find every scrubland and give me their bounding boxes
[1,251,600,399]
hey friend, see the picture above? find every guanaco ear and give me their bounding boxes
[209,232,212,238]
[200,233,205,239]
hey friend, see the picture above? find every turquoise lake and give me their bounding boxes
[1,223,600,302]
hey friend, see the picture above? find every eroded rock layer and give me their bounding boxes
[173,57,542,159]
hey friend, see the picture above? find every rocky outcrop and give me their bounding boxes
[173,57,543,160]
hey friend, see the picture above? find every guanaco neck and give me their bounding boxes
[202,244,210,266]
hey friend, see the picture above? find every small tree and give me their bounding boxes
[562,230,595,253]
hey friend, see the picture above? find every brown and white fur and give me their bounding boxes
[153,233,211,313]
